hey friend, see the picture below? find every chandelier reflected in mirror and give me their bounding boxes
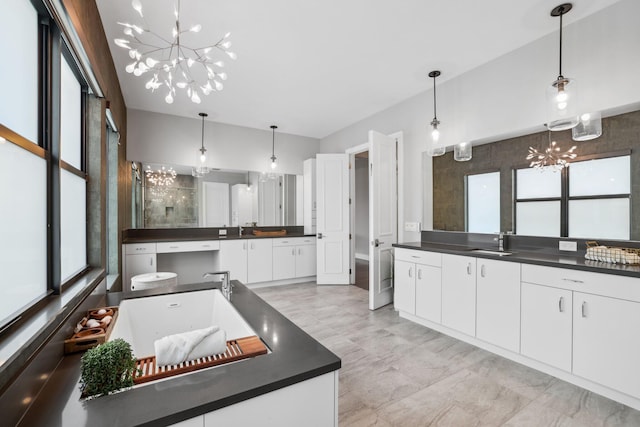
[114,0,237,104]
[145,165,177,186]
[527,132,577,171]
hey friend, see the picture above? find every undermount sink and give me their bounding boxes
[470,249,513,256]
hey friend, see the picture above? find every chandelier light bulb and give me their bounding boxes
[115,0,236,104]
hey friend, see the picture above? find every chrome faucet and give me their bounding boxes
[494,232,505,252]
[203,271,232,299]
[238,225,244,236]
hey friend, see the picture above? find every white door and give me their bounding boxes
[316,154,350,285]
[368,131,397,309]
[202,182,229,227]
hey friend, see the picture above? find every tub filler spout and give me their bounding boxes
[203,271,232,299]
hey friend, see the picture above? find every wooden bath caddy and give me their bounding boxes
[64,306,119,354]
[133,335,268,384]
[252,229,287,237]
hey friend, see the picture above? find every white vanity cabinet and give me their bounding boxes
[220,239,273,284]
[520,282,573,371]
[247,239,273,283]
[476,259,521,352]
[573,292,640,399]
[441,254,476,337]
[394,248,442,321]
[272,237,316,280]
[123,243,157,288]
[219,240,249,283]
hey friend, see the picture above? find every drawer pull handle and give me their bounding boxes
[558,296,564,313]
[202,244,210,248]
[581,301,587,318]
[480,265,486,278]
[562,278,584,284]
[411,255,420,259]
[169,246,179,249]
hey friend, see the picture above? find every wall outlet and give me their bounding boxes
[404,222,420,232]
[559,241,577,251]
[219,229,227,236]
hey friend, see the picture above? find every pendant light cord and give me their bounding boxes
[558,10,563,78]
[433,75,437,120]
[201,114,205,150]
[272,127,275,157]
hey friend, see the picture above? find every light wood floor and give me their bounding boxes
[255,283,640,426]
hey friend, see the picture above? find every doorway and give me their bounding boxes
[354,152,369,291]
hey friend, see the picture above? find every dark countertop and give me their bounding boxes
[19,282,341,426]
[394,241,640,278]
[123,233,316,244]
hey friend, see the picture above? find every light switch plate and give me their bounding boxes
[559,241,577,251]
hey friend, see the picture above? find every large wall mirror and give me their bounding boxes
[132,162,303,228]
[425,109,640,241]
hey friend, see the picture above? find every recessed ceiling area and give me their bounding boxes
[96,0,623,139]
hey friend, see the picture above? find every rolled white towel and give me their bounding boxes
[154,326,227,367]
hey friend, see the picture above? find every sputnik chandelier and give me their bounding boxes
[114,0,237,104]
[526,133,576,171]
[145,165,177,186]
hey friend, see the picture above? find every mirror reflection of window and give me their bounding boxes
[568,155,630,240]
[466,171,500,233]
[515,166,562,237]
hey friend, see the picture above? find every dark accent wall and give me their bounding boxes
[433,109,640,239]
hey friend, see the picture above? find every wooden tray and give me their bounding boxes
[133,335,268,384]
[64,306,119,354]
[252,229,287,237]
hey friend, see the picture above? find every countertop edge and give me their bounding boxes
[393,242,640,278]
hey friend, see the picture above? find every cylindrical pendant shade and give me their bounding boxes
[546,77,579,131]
[428,143,445,157]
[572,111,602,141]
[454,142,472,162]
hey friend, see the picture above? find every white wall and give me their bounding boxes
[128,109,320,175]
[320,0,640,239]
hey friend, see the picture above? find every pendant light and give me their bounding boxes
[546,3,579,131]
[192,112,211,177]
[246,171,252,191]
[572,111,602,141]
[428,70,445,156]
[454,142,472,162]
[270,125,278,169]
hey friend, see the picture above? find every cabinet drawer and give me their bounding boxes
[521,264,640,302]
[156,240,220,253]
[124,243,156,254]
[394,248,441,267]
[272,237,314,247]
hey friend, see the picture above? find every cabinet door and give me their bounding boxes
[476,259,521,352]
[441,255,476,336]
[219,240,248,283]
[415,264,441,323]
[394,260,415,315]
[247,239,273,283]
[521,282,572,371]
[295,243,317,278]
[124,253,156,290]
[273,246,296,280]
[573,292,640,399]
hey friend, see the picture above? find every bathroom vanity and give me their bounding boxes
[393,236,640,411]
[18,281,340,426]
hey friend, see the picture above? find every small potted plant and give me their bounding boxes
[79,338,138,398]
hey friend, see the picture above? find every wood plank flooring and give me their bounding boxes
[255,283,640,426]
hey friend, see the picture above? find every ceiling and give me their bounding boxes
[95,0,623,139]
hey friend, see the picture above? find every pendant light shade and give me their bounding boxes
[572,111,602,141]
[454,142,472,162]
[427,70,445,156]
[546,3,579,131]
[270,125,278,170]
[192,112,211,177]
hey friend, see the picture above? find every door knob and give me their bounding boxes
[317,233,323,239]
[372,238,384,247]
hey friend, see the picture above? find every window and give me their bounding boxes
[466,171,500,233]
[0,0,88,329]
[514,155,630,239]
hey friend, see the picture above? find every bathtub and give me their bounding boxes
[109,289,258,358]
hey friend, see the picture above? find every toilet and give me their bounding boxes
[131,272,178,291]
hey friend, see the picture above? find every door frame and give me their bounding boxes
[345,131,404,289]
